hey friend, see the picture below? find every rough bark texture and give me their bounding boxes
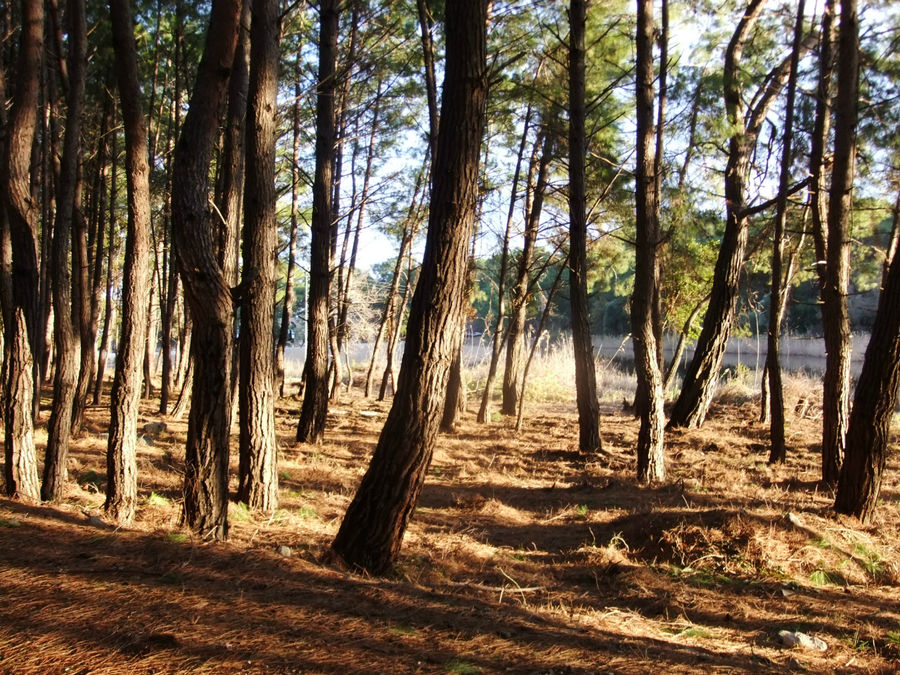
[171,0,242,540]
[666,0,765,429]
[237,0,279,512]
[834,202,900,522]
[330,0,488,575]
[105,0,154,525]
[568,0,602,454]
[2,0,43,502]
[43,0,87,502]
[296,0,338,444]
[765,0,804,465]
[633,0,665,484]
[820,0,857,484]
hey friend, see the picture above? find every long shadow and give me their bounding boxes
[0,500,802,673]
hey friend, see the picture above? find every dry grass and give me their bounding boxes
[1,376,899,673]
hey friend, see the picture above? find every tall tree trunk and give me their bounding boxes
[633,0,665,484]
[276,66,302,399]
[296,0,338,444]
[237,0,279,511]
[93,138,117,405]
[104,0,154,525]
[2,0,44,501]
[833,200,900,522]
[43,0,87,502]
[478,104,533,424]
[765,0,805,465]
[667,0,770,429]
[171,0,243,540]
[503,125,551,417]
[330,0,488,575]
[364,156,427,399]
[379,261,416,400]
[568,0,602,454]
[820,0,858,484]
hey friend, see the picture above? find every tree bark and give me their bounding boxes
[633,0,665,483]
[765,0,805,465]
[171,0,243,540]
[237,0,279,512]
[43,0,87,502]
[330,0,488,575]
[478,104,533,423]
[568,0,602,454]
[296,0,339,444]
[93,138,118,405]
[833,200,900,522]
[820,0,858,484]
[503,126,551,416]
[104,0,154,525]
[667,0,767,429]
[2,0,43,502]
[276,66,303,399]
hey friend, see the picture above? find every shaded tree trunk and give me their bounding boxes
[765,0,804,465]
[93,143,117,406]
[104,0,154,525]
[296,0,339,443]
[171,0,243,540]
[237,0,279,511]
[568,0,602,454]
[833,201,900,522]
[633,0,665,484]
[330,0,488,575]
[2,0,44,502]
[820,0,857,484]
[667,0,787,429]
[43,0,87,502]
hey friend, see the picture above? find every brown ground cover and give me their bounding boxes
[1,387,898,673]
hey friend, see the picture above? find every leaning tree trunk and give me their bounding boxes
[3,0,43,502]
[633,0,665,484]
[568,0,602,454]
[330,0,488,575]
[834,195,900,522]
[171,0,243,541]
[820,0,858,484]
[667,0,773,429]
[765,0,804,465]
[237,0,279,512]
[104,0,154,525]
[296,0,339,443]
[43,0,87,502]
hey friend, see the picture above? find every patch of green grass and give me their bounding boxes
[886,630,900,645]
[279,471,293,481]
[230,501,251,522]
[167,532,189,544]
[388,625,417,636]
[0,519,21,528]
[666,626,711,639]
[146,492,169,507]
[296,505,317,520]
[808,568,842,586]
[810,536,831,549]
[444,659,481,674]
[575,504,589,518]
[852,543,885,577]
[432,466,443,477]
[608,532,629,552]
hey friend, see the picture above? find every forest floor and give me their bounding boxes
[1,379,899,674]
